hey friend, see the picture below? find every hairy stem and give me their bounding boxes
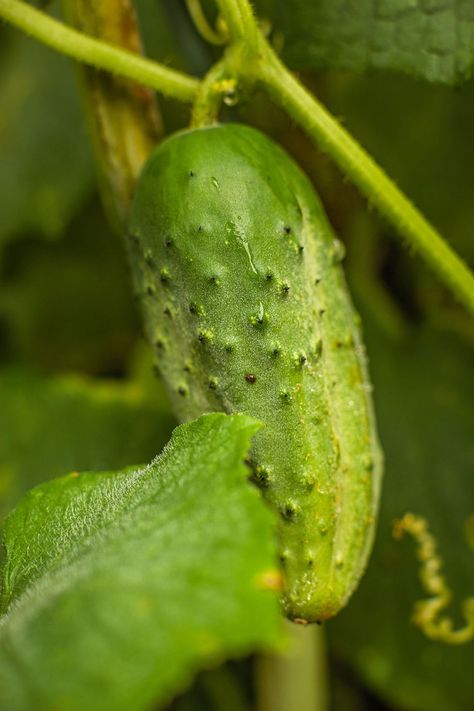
[215,0,258,47]
[259,50,474,315]
[215,0,474,315]
[0,0,199,101]
[61,0,162,227]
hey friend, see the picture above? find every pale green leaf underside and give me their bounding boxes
[258,0,474,84]
[0,414,281,711]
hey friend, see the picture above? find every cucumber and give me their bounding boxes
[128,123,383,622]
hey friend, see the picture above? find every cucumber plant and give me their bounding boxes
[1,0,473,674]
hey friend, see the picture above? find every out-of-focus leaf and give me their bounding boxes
[322,72,474,259]
[0,27,93,250]
[257,0,474,85]
[0,365,176,531]
[328,322,474,711]
[0,414,281,711]
[0,200,140,374]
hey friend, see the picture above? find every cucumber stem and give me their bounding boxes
[256,622,329,711]
[217,0,474,316]
[0,0,199,102]
[259,49,474,316]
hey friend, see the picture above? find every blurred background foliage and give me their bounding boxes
[0,1,473,709]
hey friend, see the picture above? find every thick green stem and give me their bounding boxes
[215,0,258,47]
[256,622,329,711]
[0,0,199,101]
[259,50,474,315]
[61,0,162,228]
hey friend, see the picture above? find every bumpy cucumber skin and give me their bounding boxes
[129,124,382,622]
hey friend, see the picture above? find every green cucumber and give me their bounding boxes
[128,123,383,622]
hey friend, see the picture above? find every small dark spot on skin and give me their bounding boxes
[280,282,290,296]
[208,377,218,390]
[165,238,173,248]
[144,250,155,267]
[281,501,297,520]
[284,226,291,234]
[265,271,274,281]
[271,342,282,357]
[155,339,165,351]
[296,352,307,366]
[245,373,257,384]
[183,358,195,374]
[163,306,172,317]
[298,245,304,255]
[209,275,221,286]
[146,285,155,296]
[197,225,203,232]
[336,341,343,349]
[319,309,326,317]
[280,389,292,403]
[160,267,170,284]
[301,473,315,491]
[198,329,213,344]
[177,385,188,397]
[249,304,268,328]
[189,302,198,315]
[224,342,234,353]
[315,277,321,286]
[253,465,271,487]
[189,170,195,177]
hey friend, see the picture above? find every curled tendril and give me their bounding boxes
[393,513,474,645]
[185,0,228,46]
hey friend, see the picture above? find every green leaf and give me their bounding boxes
[0,26,93,250]
[0,366,176,531]
[0,414,281,711]
[257,0,474,84]
[328,323,474,711]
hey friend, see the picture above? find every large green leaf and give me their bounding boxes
[0,366,176,531]
[257,0,474,85]
[328,323,474,711]
[0,26,93,250]
[0,414,281,711]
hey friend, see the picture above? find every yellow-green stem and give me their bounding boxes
[259,49,474,315]
[0,0,199,101]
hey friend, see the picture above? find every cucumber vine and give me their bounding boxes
[0,0,473,648]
